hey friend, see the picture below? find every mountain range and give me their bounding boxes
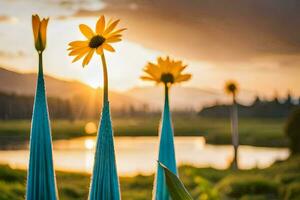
[0,66,254,110]
[0,66,143,110]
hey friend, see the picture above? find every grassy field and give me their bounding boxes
[0,156,300,199]
[0,116,287,148]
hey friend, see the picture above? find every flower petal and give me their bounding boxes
[96,15,105,34]
[140,76,156,82]
[103,19,120,36]
[79,24,94,39]
[144,64,161,82]
[82,49,95,67]
[69,47,90,56]
[72,50,89,63]
[106,36,122,43]
[96,46,103,55]
[69,41,89,47]
[106,28,126,37]
[103,43,115,52]
[175,74,192,83]
[32,15,40,43]
[40,18,49,48]
[67,46,76,51]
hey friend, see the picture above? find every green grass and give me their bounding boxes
[0,116,287,147]
[0,156,300,199]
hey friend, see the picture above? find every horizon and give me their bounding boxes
[1,65,299,112]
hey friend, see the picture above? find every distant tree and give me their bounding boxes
[0,92,75,120]
[286,90,293,105]
[225,80,239,170]
[285,108,300,154]
[273,91,280,104]
[253,95,261,106]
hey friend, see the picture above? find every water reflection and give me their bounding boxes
[0,136,289,176]
[84,139,95,150]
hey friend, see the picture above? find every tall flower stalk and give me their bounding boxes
[141,56,191,200]
[225,80,239,170]
[26,15,58,200]
[68,16,125,200]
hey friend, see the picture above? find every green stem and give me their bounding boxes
[231,93,239,170]
[233,93,236,105]
[164,83,169,108]
[38,52,43,75]
[101,53,109,103]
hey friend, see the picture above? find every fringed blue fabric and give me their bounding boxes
[26,53,58,200]
[153,85,178,200]
[89,100,120,200]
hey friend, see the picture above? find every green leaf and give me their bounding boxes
[158,162,194,200]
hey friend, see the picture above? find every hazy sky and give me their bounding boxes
[0,0,299,100]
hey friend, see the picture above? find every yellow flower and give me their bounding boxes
[225,80,239,95]
[68,15,126,67]
[32,15,49,52]
[141,56,191,85]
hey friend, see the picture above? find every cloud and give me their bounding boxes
[0,15,18,24]
[73,0,300,65]
[0,51,26,58]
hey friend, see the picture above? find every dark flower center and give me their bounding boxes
[228,84,237,93]
[89,35,105,48]
[161,73,174,84]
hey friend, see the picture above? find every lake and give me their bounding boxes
[0,136,289,176]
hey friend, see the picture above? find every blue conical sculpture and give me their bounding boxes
[88,54,120,200]
[153,85,178,200]
[89,100,120,199]
[26,53,58,200]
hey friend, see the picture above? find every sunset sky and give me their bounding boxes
[0,0,300,100]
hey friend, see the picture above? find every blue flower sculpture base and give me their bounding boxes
[89,101,120,200]
[153,86,177,200]
[26,54,58,200]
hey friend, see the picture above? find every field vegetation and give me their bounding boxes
[1,156,299,199]
[0,116,286,148]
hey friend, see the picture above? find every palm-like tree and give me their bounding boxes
[225,80,239,170]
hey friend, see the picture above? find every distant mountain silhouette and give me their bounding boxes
[127,86,221,110]
[0,66,92,99]
[0,66,144,110]
[199,94,300,118]
[0,66,261,113]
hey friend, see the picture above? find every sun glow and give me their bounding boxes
[84,122,97,134]
[86,79,100,89]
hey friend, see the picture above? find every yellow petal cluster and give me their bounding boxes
[225,80,239,95]
[32,15,49,52]
[68,15,126,67]
[141,56,191,85]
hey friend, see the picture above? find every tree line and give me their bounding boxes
[199,93,300,118]
[0,92,155,120]
[0,92,73,120]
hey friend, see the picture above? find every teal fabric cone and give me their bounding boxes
[153,85,178,200]
[26,53,58,200]
[88,100,120,200]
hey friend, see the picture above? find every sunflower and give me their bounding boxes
[68,15,126,67]
[141,56,191,86]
